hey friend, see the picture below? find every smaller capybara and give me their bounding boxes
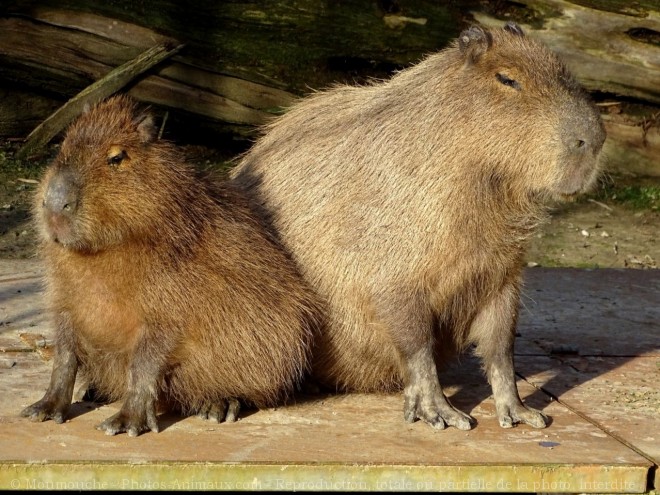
[232,23,606,430]
[21,95,322,436]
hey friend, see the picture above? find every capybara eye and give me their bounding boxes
[107,149,127,167]
[496,73,521,90]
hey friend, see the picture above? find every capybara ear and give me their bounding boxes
[503,22,525,37]
[458,25,492,64]
[136,114,157,144]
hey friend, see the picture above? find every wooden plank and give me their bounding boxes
[0,261,653,492]
[517,268,660,491]
[0,384,651,492]
[518,268,660,357]
[0,14,294,136]
[17,41,184,159]
[0,463,650,492]
[519,356,660,466]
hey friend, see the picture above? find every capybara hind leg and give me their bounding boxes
[472,282,548,429]
[96,393,159,437]
[96,325,171,437]
[21,316,78,424]
[197,398,241,423]
[489,363,547,428]
[378,294,473,430]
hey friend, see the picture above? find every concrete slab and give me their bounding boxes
[518,268,659,357]
[518,355,659,465]
[0,261,657,492]
[1,381,651,493]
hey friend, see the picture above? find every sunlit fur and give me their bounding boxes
[35,95,323,413]
[232,26,605,392]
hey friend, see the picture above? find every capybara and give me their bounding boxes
[232,23,606,430]
[21,95,322,436]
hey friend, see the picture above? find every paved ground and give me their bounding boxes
[0,261,657,492]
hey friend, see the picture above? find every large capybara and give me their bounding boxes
[232,23,606,430]
[21,95,322,436]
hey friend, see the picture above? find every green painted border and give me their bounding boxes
[0,462,651,492]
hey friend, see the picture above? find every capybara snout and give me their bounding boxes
[40,167,80,245]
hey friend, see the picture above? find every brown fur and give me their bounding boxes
[232,24,605,429]
[22,95,322,435]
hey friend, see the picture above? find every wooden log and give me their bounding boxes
[0,12,296,128]
[1,2,658,176]
[472,0,660,104]
[0,85,62,138]
[600,107,660,177]
[18,42,184,159]
[7,1,465,92]
[6,0,658,101]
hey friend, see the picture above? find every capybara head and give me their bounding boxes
[432,22,605,198]
[36,95,184,252]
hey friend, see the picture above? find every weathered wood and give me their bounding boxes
[601,109,660,177]
[0,12,295,131]
[17,42,184,159]
[6,1,465,92]
[473,0,660,104]
[25,6,296,109]
[6,0,658,101]
[0,85,62,138]
[1,1,658,175]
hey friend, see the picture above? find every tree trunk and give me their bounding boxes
[1,0,658,175]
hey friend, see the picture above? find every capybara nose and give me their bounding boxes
[573,129,605,156]
[43,170,79,215]
[565,103,606,156]
[571,138,591,155]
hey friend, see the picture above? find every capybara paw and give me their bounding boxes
[404,390,474,430]
[96,408,159,437]
[197,398,241,423]
[498,403,548,429]
[20,398,68,424]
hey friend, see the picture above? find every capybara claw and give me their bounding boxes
[197,398,241,423]
[20,399,68,424]
[96,408,159,437]
[498,404,548,429]
[404,389,474,431]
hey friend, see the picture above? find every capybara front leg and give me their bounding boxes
[21,315,78,424]
[403,346,474,430]
[377,293,473,430]
[488,358,547,428]
[96,325,171,437]
[471,282,548,429]
[197,399,241,423]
